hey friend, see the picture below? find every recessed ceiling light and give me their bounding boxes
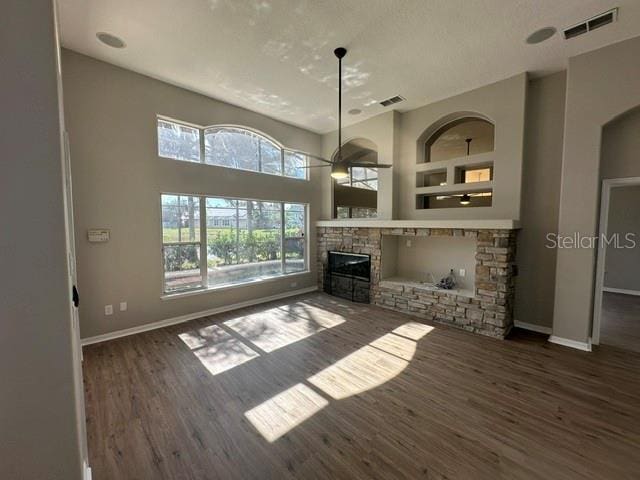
[526,27,556,45]
[96,32,126,49]
[348,108,362,115]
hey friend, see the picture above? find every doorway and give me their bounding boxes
[593,178,640,352]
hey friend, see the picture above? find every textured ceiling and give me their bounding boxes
[58,0,640,133]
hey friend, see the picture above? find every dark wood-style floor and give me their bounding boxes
[83,293,640,479]
[601,291,640,353]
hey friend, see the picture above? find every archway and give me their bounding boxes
[332,138,379,219]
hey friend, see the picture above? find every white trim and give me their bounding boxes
[602,287,640,297]
[548,335,592,352]
[513,320,552,335]
[593,176,640,345]
[83,462,92,480]
[81,286,318,346]
[316,219,519,229]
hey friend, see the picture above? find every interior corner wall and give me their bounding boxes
[514,71,566,329]
[61,49,322,339]
[320,111,397,219]
[0,1,82,479]
[604,186,640,292]
[553,35,640,344]
[397,73,527,221]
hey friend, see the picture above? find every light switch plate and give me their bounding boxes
[104,305,113,315]
[459,269,466,277]
[119,302,127,311]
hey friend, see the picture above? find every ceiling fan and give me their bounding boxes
[295,47,393,178]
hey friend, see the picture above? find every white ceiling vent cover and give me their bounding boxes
[564,8,618,40]
[380,95,406,107]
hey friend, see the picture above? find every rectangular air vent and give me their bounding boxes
[564,8,618,40]
[380,95,405,107]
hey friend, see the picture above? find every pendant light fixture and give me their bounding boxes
[330,47,349,179]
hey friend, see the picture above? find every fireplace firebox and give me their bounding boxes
[325,251,371,303]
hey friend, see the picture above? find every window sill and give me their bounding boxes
[160,270,312,300]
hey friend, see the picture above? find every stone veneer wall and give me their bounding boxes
[317,227,518,338]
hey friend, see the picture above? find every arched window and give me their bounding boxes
[425,117,494,163]
[157,118,307,179]
[205,127,282,174]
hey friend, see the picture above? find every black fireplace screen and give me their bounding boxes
[326,251,370,302]
[328,251,371,280]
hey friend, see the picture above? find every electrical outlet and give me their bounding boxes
[459,269,466,277]
[290,281,298,288]
[120,302,127,311]
[104,304,113,316]
[406,239,412,247]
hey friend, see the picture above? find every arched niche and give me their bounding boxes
[332,138,379,219]
[600,105,640,180]
[417,112,494,164]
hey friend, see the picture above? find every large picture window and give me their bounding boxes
[158,118,308,180]
[161,194,307,293]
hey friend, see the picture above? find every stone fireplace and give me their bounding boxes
[317,221,519,339]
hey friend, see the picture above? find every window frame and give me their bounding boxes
[335,166,378,191]
[160,192,309,296]
[157,116,309,181]
[335,206,378,219]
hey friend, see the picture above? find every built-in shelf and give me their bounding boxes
[415,151,495,173]
[380,277,475,298]
[415,181,493,196]
[316,219,520,229]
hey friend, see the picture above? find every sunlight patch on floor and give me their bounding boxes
[307,343,409,400]
[244,383,329,442]
[244,321,434,441]
[369,332,417,361]
[224,306,345,353]
[392,322,435,341]
[179,325,260,376]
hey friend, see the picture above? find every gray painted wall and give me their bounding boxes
[61,50,322,339]
[320,74,527,222]
[601,106,640,180]
[514,72,566,329]
[321,111,398,219]
[604,186,640,292]
[399,74,527,221]
[553,36,640,344]
[0,1,83,478]
[601,108,640,292]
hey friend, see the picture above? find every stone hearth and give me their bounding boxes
[317,226,518,338]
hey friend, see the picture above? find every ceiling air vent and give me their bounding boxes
[563,8,618,40]
[380,95,405,107]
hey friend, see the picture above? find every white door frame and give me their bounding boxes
[592,176,640,344]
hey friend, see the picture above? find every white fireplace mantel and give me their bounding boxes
[315,219,520,230]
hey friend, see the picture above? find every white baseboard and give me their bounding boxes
[81,286,318,346]
[603,287,640,297]
[548,335,592,352]
[513,320,552,335]
[83,462,92,480]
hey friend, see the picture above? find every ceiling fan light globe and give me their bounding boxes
[331,164,349,179]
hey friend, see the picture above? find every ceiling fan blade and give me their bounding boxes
[341,148,376,164]
[348,162,393,169]
[288,149,333,165]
